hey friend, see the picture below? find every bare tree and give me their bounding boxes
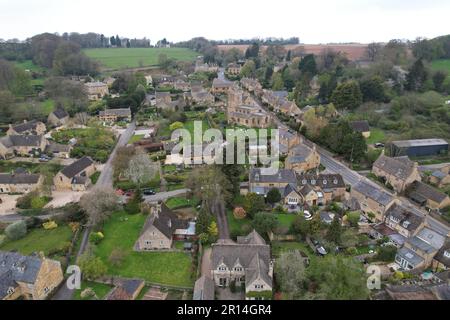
[124,153,158,187]
[275,251,307,299]
[366,42,382,62]
[74,112,89,126]
[79,187,119,226]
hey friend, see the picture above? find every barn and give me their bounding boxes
[391,139,449,157]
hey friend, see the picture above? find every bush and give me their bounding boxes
[31,196,50,209]
[43,220,58,230]
[375,245,397,262]
[77,253,107,280]
[5,220,27,240]
[346,247,358,255]
[0,234,6,246]
[233,207,247,219]
[346,211,361,227]
[89,232,104,245]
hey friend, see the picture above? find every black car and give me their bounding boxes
[142,188,156,195]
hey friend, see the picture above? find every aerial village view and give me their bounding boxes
[0,0,449,311]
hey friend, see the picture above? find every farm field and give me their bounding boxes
[431,59,450,79]
[83,48,198,70]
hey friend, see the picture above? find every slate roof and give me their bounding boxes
[0,173,40,185]
[99,108,131,117]
[373,155,417,181]
[396,247,424,267]
[297,173,345,189]
[392,139,448,148]
[10,120,43,134]
[350,120,370,133]
[60,156,94,179]
[286,144,314,163]
[236,230,267,245]
[193,276,215,300]
[433,240,450,268]
[413,227,445,252]
[46,142,71,153]
[408,181,449,204]
[3,135,45,147]
[140,203,189,239]
[245,252,272,289]
[386,285,437,300]
[51,108,69,120]
[384,203,424,232]
[352,180,394,206]
[212,78,233,88]
[249,168,297,185]
[0,251,43,299]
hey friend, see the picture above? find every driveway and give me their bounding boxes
[45,191,86,209]
[201,247,212,278]
[0,195,20,215]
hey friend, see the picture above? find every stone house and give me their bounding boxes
[174,79,190,92]
[45,142,72,159]
[350,180,395,222]
[395,227,446,270]
[53,156,96,191]
[297,173,346,204]
[428,165,450,188]
[0,171,43,194]
[211,78,234,94]
[279,128,301,155]
[275,100,302,117]
[135,202,194,251]
[47,108,69,127]
[155,91,172,106]
[249,168,297,196]
[285,143,320,174]
[98,108,132,123]
[372,155,421,193]
[226,63,241,75]
[384,203,425,239]
[0,135,48,159]
[228,106,272,128]
[350,120,370,138]
[85,81,109,101]
[210,230,273,300]
[7,120,46,136]
[407,181,450,210]
[431,240,450,271]
[0,251,64,300]
[240,78,263,95]
[190,86,215,105]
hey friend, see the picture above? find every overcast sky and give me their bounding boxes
[1,0,449,43]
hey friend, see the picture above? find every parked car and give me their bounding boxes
[38,155,51,162]
[374,143,385,148]
[303,210,312,220]
[142,188,156,195]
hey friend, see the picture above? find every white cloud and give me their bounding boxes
[0,0,449,43]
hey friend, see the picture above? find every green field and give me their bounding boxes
[83,48,197,70]
[431,59,450,75]
[14,60,45,73]
[95,212,194,287]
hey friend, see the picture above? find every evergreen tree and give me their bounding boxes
[405,58,427,91]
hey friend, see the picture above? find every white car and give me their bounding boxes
[303,210,312,220]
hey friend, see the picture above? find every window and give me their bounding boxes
[254,284,264,289]
[234,267,243,272]
[7,287,14,295]
[444,251,450,259]
[145,241,152,245]
[44,287,50,294]
[218,266,227,271]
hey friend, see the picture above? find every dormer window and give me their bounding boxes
[254,284,264,289]
[302,179,306,185]
[323,180,327,185]
[333,179,338,184]
[311,180,316,185]
[234,267,243,272]
[444,250,450,259]
[7,287,14,295]
[218,266,227,271]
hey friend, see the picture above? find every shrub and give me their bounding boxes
[31,196,50,209]
[77,253,107,280]
[375,245,397,262]
[5,220,27,240]
[233,207,247,219]
[89,232,104,245]
[0,234,6,246]
[16,192,35,209]
[346,247,358,255]
[43,220,58,230]
[346,211,361,227]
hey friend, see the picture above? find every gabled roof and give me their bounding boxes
[5,135,44,147]
[0,251,44,299]
[297,173,345,189]
[237,229,267,245]
[373,155,417,181]
[249,168,297,185]
[60,156,94,179]
[433,239,450,268]
[245,252,272,289]
[353,180,394,206]
[99,108,131,117]
[350,120,370,133]
[10,120,44,133]
[408,181,449,204]
[384,203,424,232]
[51,108,69,120]
[0,173,41,185]
[286,144,314,163]
[140,203,189,239]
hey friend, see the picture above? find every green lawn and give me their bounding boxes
[271,241,313,257]
[95,212,194,287]
[83,48,197,70]
[431,59,450,78]
[275,214,297,228]
[227,210,252,238]
[165,197,196,210]
[0,225,73,256]
[129,134,144,144]
[183,119,210,144]
[73,281,113,300]
[366,128,386,144]
[14,60,45,73]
